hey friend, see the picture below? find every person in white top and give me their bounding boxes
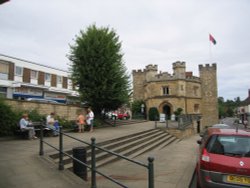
[19,114,37,139]
[86,108,94,132]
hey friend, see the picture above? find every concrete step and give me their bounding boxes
[49,128,179,171]
[104,119,148,126]
[66,132,171,171]
[49,128,159,159]
[53,129,163,165]
[87,133,175,169]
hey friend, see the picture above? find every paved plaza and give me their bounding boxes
[0,121,199,188]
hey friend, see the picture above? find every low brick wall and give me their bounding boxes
[5,99,86,121]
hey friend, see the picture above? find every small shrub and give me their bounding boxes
[174,108,183,116]
[148,107,159,121]
[28,109,45,122]
[57,116,74,129]
[0,98,19,136]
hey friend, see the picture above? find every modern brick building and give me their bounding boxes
[132,61,219,129]
[0,54,78,103]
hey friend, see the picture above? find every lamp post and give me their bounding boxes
[141,104,145,119]
[141,104,145,113]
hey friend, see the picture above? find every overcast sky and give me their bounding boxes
[0,0,250,100]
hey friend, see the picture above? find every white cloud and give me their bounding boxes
[0,0,250,100]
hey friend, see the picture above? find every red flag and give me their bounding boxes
[209,34,216,45]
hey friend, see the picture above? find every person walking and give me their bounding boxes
[19,114,37,139]
[86,108,94,132]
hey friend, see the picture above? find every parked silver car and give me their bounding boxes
[26,98,59,104]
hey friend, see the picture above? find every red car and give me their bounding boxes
[117,113,129,120]
[196,126,250,188]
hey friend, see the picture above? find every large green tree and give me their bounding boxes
[68,25,130,116]
[218,96,242,118]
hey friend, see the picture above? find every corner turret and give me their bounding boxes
[173,61,186,79]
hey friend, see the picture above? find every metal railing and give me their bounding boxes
[39,122,155,188]
[154,114,201,130]
[178,114,201,129]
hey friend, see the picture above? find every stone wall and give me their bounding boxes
[166,127,195,139]
[133,62,219,131]
[132,70,145,100]
[199,64,219,129]
[5,99,85,121]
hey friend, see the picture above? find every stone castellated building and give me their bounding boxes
[132,61,218,129]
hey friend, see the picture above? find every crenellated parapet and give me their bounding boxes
[145,64,158,72]
[173,61,186,69]
[199,63,216,71]
[132,61,218,128]
[150,72,174,81]
[186,76,201,82]
[132,69,144,73]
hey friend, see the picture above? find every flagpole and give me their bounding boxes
[209,39,212,63]
[209,33,212,63]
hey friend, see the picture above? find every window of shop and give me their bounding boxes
[31,70,38,79]
[0,62,9,80]
[45,73,51,81]
[0,87,7,98]
[15,66,23,76]
[57,75,62,84]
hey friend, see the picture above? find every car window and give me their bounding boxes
[206,135,250,157]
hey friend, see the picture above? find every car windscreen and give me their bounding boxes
[206,135,250,157]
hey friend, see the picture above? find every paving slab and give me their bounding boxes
[0,121,198,188]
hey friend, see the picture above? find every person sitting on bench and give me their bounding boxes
[19,114,37,139]
[46,112,59,136]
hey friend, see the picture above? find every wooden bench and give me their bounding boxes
[15,122,53,139]
[32,122,54,137]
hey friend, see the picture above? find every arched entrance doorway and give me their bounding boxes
[163,105,171,119]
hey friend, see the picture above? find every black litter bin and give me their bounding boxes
[72,147,87,180]
[197,120,200,133]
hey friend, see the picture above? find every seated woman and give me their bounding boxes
[19,114,37,139]
[46,112,59,136]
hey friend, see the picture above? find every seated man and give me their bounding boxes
[19,114,37,139]
[46,112,59,136]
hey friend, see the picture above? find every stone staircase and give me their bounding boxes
[104,119,148,126]
[49,128,180,172]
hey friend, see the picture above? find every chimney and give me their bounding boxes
[185,72,193,77]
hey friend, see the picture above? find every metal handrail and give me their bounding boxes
[39,121,154,188]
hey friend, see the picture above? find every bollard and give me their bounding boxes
[197,120,200,133]
[91,137,97,188]
[59,126,64,170]
[39,121,44,156]
[148,157,154,188]
[165,115,168,128]
[72,147,87,181]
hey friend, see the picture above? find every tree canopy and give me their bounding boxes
[68,25,130,115]
[218,96,242,118]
